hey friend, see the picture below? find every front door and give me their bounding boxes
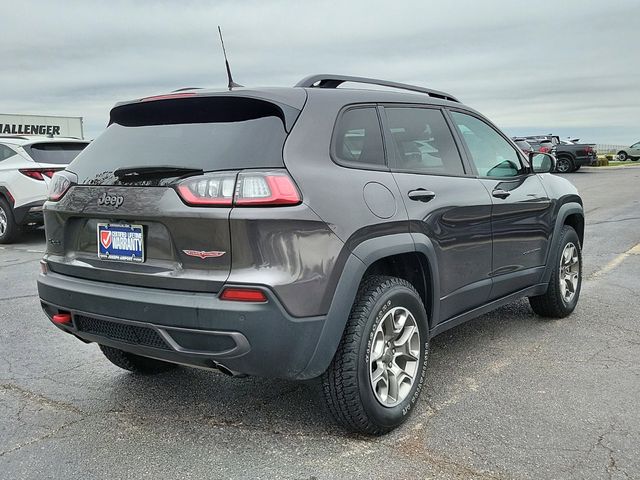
[448,110,554,299]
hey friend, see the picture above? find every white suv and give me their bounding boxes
[0,136,88,243]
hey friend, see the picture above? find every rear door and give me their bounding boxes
[45,95,297,293]
[448,110,553,299]
[382,105,494,322]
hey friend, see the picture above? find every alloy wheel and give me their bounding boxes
[559,242,580,303]
[369,306,420,407]
[556,158,571,173]
[0,207,7,236]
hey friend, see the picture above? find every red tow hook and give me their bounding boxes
[52,313,72,325]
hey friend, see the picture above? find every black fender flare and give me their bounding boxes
[541,201,584,285]
[0,186,14,206]
[297,232,439,379]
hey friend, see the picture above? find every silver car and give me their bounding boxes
[617,142,640,161]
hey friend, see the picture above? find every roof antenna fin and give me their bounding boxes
[218,26,243,90]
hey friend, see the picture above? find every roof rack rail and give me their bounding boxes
[295,74,459,103]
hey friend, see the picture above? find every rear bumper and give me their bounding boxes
[38,270,327,379]
[14,200,45,225]
[575,155,597,166]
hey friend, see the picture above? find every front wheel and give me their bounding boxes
[322,276,429,435]
[529,225,582,318]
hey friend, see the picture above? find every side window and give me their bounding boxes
[0,145,17,161]
[333,107,385,167]
[385,107,465,175]
[450,111,524,177]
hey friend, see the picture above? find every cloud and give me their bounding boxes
[1,0,638,143]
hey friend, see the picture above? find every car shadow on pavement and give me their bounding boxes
[101,298,546,439]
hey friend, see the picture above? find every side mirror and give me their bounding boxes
[530,152,556,173]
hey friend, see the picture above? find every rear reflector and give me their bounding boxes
[219,288,268,302]
[52,313,72,325]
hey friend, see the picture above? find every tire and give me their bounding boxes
[617,151,628,161]
[99,345,178,374]
[322,275,429,435]
[0,198,20,244]
[529,225,582,318]
[555,156,574,173]
[632,157,639,162]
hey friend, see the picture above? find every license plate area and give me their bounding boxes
[97,223,145,263]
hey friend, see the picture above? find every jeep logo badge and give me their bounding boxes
[97,192,124,208]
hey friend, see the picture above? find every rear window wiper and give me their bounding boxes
[114,166,204,182]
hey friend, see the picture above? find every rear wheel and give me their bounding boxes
[99,345,177,374]
[322,275,429,435]
[0,198,20,244]
[555,156,574,173]
[617,151,628,161]
[529,225,582,318]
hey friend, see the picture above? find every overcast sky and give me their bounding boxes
[2,0,638,144]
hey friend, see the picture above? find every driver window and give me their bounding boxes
[450,111,524,177]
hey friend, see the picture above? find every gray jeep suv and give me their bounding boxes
[38,75,584,435]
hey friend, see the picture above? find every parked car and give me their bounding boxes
[0,136,88,243]
[512,138,534,155]
[524,135,596,173]
[37,75,584,435]
[616,142,640,161]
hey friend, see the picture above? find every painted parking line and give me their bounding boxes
[589,242,640,279]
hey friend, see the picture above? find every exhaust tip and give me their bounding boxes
[211,361,247,378]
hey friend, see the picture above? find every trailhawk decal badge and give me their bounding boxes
[182,250,226,259]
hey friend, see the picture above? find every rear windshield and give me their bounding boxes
[68,96,291,185]
[25,142,88,165]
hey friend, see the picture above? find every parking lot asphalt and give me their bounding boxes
[1,166,639,479]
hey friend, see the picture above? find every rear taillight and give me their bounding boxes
[176,170,301,207]
[235,171,301,206]
[176,173,236,206]
[48,171,76,201]
[584,146,594,154]
[539,146,551,153]
[19,168,60,181]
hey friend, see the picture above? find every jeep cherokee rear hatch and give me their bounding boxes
[43,93,304,292]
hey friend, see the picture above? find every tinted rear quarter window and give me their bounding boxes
[0,144,17,161]
[25,143,88,165]
[385,107,464,175]
[332,107,385,167]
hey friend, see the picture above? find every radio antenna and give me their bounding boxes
[218,26,243,90]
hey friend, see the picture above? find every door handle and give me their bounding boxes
[492,189,511,199]
[408,189,436,202]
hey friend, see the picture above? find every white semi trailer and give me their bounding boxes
[0,113,83,139]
